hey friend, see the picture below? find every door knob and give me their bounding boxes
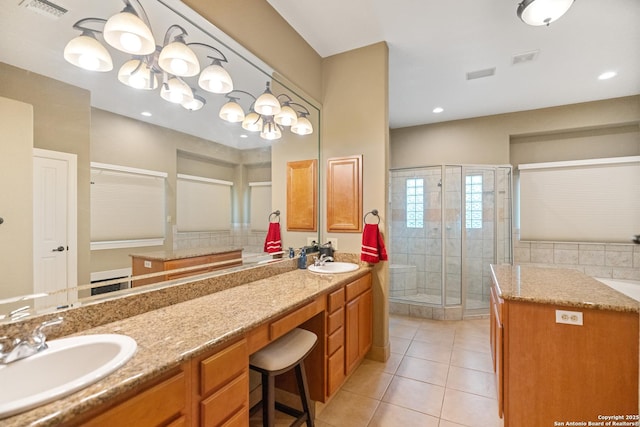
[52,246,65,252]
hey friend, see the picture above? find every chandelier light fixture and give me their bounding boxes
[219,82,314,141]
[63,0,313,143]
[517,0,575,26]
[63,0,233,113]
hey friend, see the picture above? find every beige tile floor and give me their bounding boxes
[251,314,504,427]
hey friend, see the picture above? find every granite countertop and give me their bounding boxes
[130,246,243,261]
[3,266,369,426]
[490,264,639,313]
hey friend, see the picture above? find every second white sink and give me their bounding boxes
[308,262,360,274]
[0,333,137,419]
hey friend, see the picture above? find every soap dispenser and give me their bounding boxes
[298,247,307,269]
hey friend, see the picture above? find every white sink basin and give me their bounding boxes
[0,334,137,419]
[308,262,360,274]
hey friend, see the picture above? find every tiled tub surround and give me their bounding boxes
[1,260,371,426]
[513,232,640,281]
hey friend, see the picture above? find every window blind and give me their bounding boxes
[519,156,640,243]
[177,174,232,232]
[249,182,272,231]
[90,163,166,249]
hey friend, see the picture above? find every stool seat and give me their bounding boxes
[251,328,317,372]
[250,328,317,427]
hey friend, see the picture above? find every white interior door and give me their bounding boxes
[33,149,77,308]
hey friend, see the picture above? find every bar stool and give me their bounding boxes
[250,328,317,427]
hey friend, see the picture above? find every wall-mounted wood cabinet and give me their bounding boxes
[286,159,317,231]
[327,155,362,232]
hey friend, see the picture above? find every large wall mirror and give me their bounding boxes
[0,0,320,322]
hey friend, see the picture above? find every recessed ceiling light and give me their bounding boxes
[141,111,152,117]
[433,107,444,114]
[240,134,248,138]
[598,71,617,80]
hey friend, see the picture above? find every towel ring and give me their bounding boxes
[269,210,280,223]
[364,209,380,225]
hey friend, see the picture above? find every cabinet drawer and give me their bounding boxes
[269,299,323,340]
[327,307,344,334]
[83,371,186,427]
[201,372,249,427]
[201,340,248,396]
[345,275,371,301]
[327,326,344,356]
[327,287,345,313]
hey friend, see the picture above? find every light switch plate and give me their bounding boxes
[555,309,583,326]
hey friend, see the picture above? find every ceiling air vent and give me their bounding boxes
[466,67,496,81]
[512,50,540,65]
[20,0,68,19]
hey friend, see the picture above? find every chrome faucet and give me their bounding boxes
[0,317,63,364]
[314,254,334,266]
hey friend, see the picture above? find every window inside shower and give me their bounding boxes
[389,165,512,317]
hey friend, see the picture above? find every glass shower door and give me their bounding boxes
[444,166,462,306]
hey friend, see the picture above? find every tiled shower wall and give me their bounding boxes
[389,167,512,307]
[513,230,640,281]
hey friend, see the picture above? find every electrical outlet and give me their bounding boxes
[144,260,152,269]
[555,309,583,326]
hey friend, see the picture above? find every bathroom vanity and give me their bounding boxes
[1,261,372,426]
[490,265,639,427]
[130,247,243,287]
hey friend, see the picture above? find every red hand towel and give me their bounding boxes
[264,222,282,253]
[361,223,388,263]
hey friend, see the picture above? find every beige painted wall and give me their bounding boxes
[322,42,391,361]
[391,95,640,168]
[0,97,33,297]
[0,62,91,290]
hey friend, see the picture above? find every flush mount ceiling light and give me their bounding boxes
[598,71,617,80]
[432,107,444,114]
[517,0,575,26]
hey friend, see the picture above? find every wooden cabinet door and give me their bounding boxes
[286,159,317,231]
[345,297,360,374]
[326,155,362,232]
[494,304,503,418]
[358,289,373,357]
